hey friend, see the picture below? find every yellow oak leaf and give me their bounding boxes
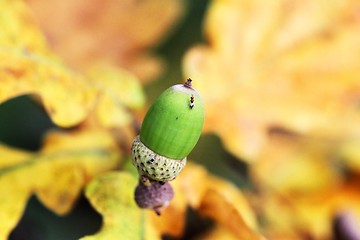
[85,63,146,129]
[0,145,32,168]
[83,162,261,239]
[79,63,146,152]
[0,129,121,240]
[80,172,161,240]
[0,0,96,127]
[183,0,360,162]
[183,2,360,237]
[0,0,52,55]
[0,0,146,132]
[27,0,184,83]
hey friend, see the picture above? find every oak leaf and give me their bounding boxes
[83,162,263,240]
[183,1,360,239]
[84,63,145,129]
[0,0,96,127]
[0,1,146,238]
[80,172,161,240]
[0,0,146,130]
[0,129,121,240]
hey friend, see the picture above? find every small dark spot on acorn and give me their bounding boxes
[137,149,139,152]
[138,155,141,159]
[160,168,163,171]
[151,159,154,162]
[151,167,155,170]
[161,173,164,175]
[135,157,137,160]
[173,171,176,173]
[155,162,158,166]
[147,161,151,164]
[152,174,156,177]
[159,181,165,185]
[163,163,166,166]
[166,169,169,172]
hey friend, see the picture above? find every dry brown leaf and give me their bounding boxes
[27,0,184,83]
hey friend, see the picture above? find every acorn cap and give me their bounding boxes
[140,79,205,160]
[132,135,186,182]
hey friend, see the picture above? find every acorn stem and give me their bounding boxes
[154,208,162,216]
[184,78,193,88]
[140,175,152,187]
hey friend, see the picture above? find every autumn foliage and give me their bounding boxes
[1,0,360,239]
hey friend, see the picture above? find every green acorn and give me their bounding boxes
[131,78,204,182]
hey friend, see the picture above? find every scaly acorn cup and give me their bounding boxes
[131,78,204,182]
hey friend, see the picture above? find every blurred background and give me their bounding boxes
[2,0,360,239]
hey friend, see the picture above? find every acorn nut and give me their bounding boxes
[131,78,205,182]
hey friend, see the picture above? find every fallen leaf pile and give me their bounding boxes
[184,0,360,239]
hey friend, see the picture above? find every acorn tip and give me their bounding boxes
[184,78,192,88]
